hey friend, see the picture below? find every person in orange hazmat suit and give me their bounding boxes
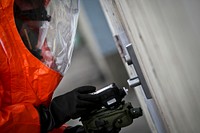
[0,0,105,133]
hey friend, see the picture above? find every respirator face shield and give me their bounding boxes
[14,0,80,75]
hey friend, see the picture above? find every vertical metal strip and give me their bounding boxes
[126,44,152,99]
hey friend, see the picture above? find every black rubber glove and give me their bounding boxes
[37,86,101,133]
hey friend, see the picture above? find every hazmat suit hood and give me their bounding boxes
[14,0,80,75]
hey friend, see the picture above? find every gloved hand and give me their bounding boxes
[37,86,101,133]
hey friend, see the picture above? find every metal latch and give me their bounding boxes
[126,44,152,99]
[127,77,141,88]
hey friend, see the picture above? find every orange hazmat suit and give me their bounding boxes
[0,0,63,132]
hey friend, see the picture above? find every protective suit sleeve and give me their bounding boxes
[0,82,41,133]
